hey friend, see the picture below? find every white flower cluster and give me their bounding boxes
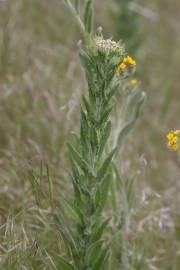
[94,37,123,53]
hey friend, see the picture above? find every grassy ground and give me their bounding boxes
[0,0,179,269]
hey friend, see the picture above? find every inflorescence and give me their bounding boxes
[94,37,124,54]
[166,130,180,151]
[116,56,136,77]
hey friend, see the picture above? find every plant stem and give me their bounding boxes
[65,0,85,34]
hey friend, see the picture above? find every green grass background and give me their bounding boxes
[0,0,179,269]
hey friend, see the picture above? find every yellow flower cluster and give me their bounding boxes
[123,56,136,66]
[166,130,180,151]
[116,56,136,76]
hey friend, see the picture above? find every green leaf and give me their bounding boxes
[68,143,94,176]
[96,174,111,212]
[84,0,93,33]
[98,105,113,126]
[46,165,53,203]
[62,199,83,225]
[113,163,124,190]
[116,92,145,152]
[92,218,110,242]
[127,178,135,210]
[79,52,92,70]
[98,121,111,156]
[70,172,83,204]
[54,213,77,252]
[57,256,75,270]
[86,240,104,265]
[90,124,98,151]
[97,148,117,179]
[29,171,46,206]
[80,108,90,158]
[70,157,79,178]
[92,246,109,270]
[82,95,94,122]
[106,84,119,100]
[81,108,89,137]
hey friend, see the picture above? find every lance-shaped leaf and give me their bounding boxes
[68,143,95,176]
[62,199,83,225]
[80,108,89,140]
[79,51,93,73]
[98,121,111,156]
[106,84,119,101]
[115,92,146,152]
[80,107,90,158]
[84,0,93,33]
[86,240,104,265]
[97,148,117,179]
[70,174,82,206]
[90,124,98,151]
[92,245,109,270]
[57,256,75,270]
[82,95,94,122]
[127,178,136,210]
[98,105,113,126]
[54,213,77,252]
[95,174,111,213]
[92,218,110,242]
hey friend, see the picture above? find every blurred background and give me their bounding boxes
[0,0,179,269]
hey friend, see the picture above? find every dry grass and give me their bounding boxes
[0,0,179,269]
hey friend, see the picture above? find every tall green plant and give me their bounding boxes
[56,1,145,269]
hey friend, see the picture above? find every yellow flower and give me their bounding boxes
[115,63,126,76]
[167,133,173,140]
[115,55,136,77]
[123,56,136,66]
[172,144,178,151]
[172,137,178,143]
[166,130,180,151]
[119,63,126,70]
[168,141,173,146]
[130,79,137,86]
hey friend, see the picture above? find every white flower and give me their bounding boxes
[94,37,124,54]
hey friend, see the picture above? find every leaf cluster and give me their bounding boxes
[56,46,120,270]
